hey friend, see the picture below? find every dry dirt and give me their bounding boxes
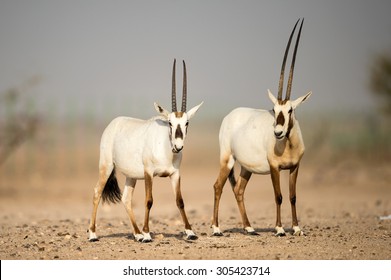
[1,156,390,260]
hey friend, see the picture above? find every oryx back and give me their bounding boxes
[101,116,179,180]
[219,107,274,174]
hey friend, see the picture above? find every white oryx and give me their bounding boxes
[88,59,203,242]
[212,18,311,237]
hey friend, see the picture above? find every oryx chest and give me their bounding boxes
[268,139,304,170]
[145,149,181,177]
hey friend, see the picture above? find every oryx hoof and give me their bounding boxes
[293,231,305,236]
[134,233,145,242]
[244,227,258,235]
[88,231,99,242]
[186,234,198,241]
[293,226,305,236]
[211,225,223,237]
[184,229,198,241]
[275,226,286,237]
[139,232,152,243]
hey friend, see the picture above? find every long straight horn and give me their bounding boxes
[172,59,177,112]
[278,18,300,101]
[181,60,187,112]
[286,18,304,101]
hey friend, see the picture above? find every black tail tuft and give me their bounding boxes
[228,168,236,188]
[102,168,122,204]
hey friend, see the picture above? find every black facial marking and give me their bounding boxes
[168,122,173,138]
[276,111,285,126]
[284,113,293,139]
[175,124,183,139]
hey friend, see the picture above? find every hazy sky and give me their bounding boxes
[1,0,391,120]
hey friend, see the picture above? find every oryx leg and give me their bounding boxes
[141,172,153,243]
[232,167,257,235]
[88,164,114,241]
[290,164,304,236]
[211,157,234,236]
[170,172,197,240]
[122,177,144,242]
[270,166,286,236]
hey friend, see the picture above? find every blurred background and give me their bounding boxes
[0,0,390,219]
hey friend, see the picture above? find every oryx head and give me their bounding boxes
[154,59,203,153]
[268,18,311,140]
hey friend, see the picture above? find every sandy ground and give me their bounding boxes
[1,155,390,260]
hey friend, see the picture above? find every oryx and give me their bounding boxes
[212,18,311,237]
[88,59,203,242]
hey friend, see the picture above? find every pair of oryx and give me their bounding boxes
[88,19,312,242]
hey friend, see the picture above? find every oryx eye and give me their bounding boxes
[272,109,275,113]
[185,121,189,126]
[288,108,293,114]
[168,121,173,127]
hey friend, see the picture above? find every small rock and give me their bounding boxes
[155,234,164,240]
[378,225,387,230]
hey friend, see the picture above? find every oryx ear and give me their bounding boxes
[154,102,170,119]
[187,101,203,120]
[292,91,312,109]
[268,89,278,105]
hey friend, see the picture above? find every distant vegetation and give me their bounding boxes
[369,50,391,115]
[0,78,40,166]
